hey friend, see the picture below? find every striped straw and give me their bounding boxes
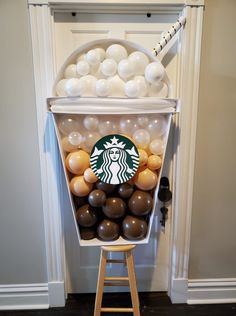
[153,16,186,56]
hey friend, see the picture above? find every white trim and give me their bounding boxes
[168,5,204,303]
[0,284,49,310]
[28,0,204,6]
[48,281,65,307]
[188,279,236,304]
[170,279,188,303]
[29,4,65,307]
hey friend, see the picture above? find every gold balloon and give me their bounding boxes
[147,155,162,170]
[138,149,148,167]
[84,168,98,183]
[134,166,158,191]
[70,176,93,197]
[65,150,90,175]
[61,136,78,152]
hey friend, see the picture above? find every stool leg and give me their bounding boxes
[94,249,107,316]
[126,251,140,316]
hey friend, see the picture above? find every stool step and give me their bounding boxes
[104,276,129,281]
[101,307,133,313]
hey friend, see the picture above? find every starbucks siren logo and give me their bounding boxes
[90,134,139,185]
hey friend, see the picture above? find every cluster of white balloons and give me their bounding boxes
[56,44,168,98]
[58,114,167,154]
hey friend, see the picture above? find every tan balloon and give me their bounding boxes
[138,149,148,167]
[61,137,78,152]
[134,166,158,191]
[120,134,134,143]
[65,150,90,175]
[70,176,93,197]
[147,155,162,170]
[84,168,98,183]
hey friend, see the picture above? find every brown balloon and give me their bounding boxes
[128,190,153,216]
[76,204,97,227]
[102,197,126,219]
[96,181,116,194]
[80,227,96,240]
[88,189,106,207]
[122,215,148,240]
[97,219,120,241]
[118,183,134,199]
[74,196,87,208]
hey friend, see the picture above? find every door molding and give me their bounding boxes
[28,0,204,305]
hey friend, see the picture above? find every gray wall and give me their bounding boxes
[0,0,235,287]
[0,0,47,284]
[189,0,236,279]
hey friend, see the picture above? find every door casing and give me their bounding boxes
[28,0,204,306]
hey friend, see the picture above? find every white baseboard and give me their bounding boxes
[0,283,49,310]
[188,278,236,304]
[169,278,188,303]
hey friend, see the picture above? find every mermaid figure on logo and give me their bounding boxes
[90,135,139,185]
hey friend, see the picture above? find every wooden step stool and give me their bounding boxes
[94,245,140,316]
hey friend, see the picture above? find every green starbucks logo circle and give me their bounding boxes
[90,134,139,185]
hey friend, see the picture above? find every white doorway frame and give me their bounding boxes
[28,0,204,306]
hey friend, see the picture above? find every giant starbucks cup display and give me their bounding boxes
[48,39,178,246]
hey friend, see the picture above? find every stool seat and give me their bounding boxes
[102,245,136,252]
[94,244,140,316]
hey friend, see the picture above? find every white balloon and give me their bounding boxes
[76,54,86,63]
[68,132,83,146]
[108,75,125,97]
[56,79,68,96]
[148,116,167,138]
[124,80,139,98]
[98,119,117,136]
[119,117,138,135]
[128,51,149,75]
[65,78,81,96]
[101,59,117,77]
[61,136,78,152]
[118,59,134,80]
[86,49,100,65]
[82,131,101,153]
[83,116,99,131]
[145,62,165,84]
[78,75,97,96]
[148,81,168,97]
[76,60,90,76]
[106,44,128,63]
[58,116,80,135]
[96,79,111,97]
[137,115,149,127]
[133,129,150,149]
[94,47,106,62]
[89,64,100,76]
[149,138,164,155]
[134,76,148,97]
[64,64,77,79]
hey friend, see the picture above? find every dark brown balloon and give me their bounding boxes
[80,227,96,240]
[96,181,116,194]
[122,215,148,240]
[128,190,153,216]
[97,219,120,241]
[76,204,97,227]
[88,189,106,207]
[118,183,134,199]
[102,197,126,219]
[74,196,87,208]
